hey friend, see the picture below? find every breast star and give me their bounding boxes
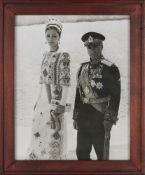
[96,82,103,89]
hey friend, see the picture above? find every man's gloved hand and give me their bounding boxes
[73,120,78,130]
[104,109,118,124]
[103,120,113,132]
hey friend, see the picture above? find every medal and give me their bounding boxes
[96,74,102,78]
[84,86,90,95]
[91,80,96,87]
[96,82,103,89]
[91,80,103,90]
[83,98,89,104]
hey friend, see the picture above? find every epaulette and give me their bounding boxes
[101,59,113,67]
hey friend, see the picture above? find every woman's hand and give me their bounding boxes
[54,105,65,115]
[52,131,60,140]
[50,102,65,140]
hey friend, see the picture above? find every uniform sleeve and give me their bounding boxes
[105,65,121,123]
[109,65,121,111]
[73,88,81,120]
[59,52,71,87]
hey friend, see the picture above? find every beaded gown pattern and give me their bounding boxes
[27,50,70,160]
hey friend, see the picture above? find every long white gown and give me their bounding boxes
[26,50,71,160]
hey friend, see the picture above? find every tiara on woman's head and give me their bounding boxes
[45,18,62,33]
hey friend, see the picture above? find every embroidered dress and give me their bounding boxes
[26,50,70,160]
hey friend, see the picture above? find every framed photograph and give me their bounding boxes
[0,0,145,175]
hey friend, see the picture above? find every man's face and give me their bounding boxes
[86,42,103,60]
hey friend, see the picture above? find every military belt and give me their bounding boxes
[82,96,111,104]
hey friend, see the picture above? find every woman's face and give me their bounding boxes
[45,28,60,47]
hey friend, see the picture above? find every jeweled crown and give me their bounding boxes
[45,18,62,33]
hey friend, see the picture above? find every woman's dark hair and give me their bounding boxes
[45,26,61,36]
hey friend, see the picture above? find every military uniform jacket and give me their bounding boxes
[73,58,121,125]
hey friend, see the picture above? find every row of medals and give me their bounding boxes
[84,64,104,96]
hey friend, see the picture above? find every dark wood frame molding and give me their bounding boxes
[0,0,145,175]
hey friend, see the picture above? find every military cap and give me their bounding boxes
[81,32,105,46]
[81,32,105,42]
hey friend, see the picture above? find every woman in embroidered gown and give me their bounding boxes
[26,19,71,160]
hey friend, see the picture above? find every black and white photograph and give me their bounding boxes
[14,15,130,160]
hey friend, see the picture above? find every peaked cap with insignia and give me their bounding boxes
[81,32,105,42]
[81,32,105,46]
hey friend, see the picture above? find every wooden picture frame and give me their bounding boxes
[0,0,145,174]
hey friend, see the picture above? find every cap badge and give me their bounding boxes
[88,36,94,43]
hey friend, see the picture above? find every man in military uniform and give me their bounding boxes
[73,32,121,160]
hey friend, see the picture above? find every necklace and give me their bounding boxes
[49,46,59,52]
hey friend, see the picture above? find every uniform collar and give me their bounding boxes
[90,55,104,66]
